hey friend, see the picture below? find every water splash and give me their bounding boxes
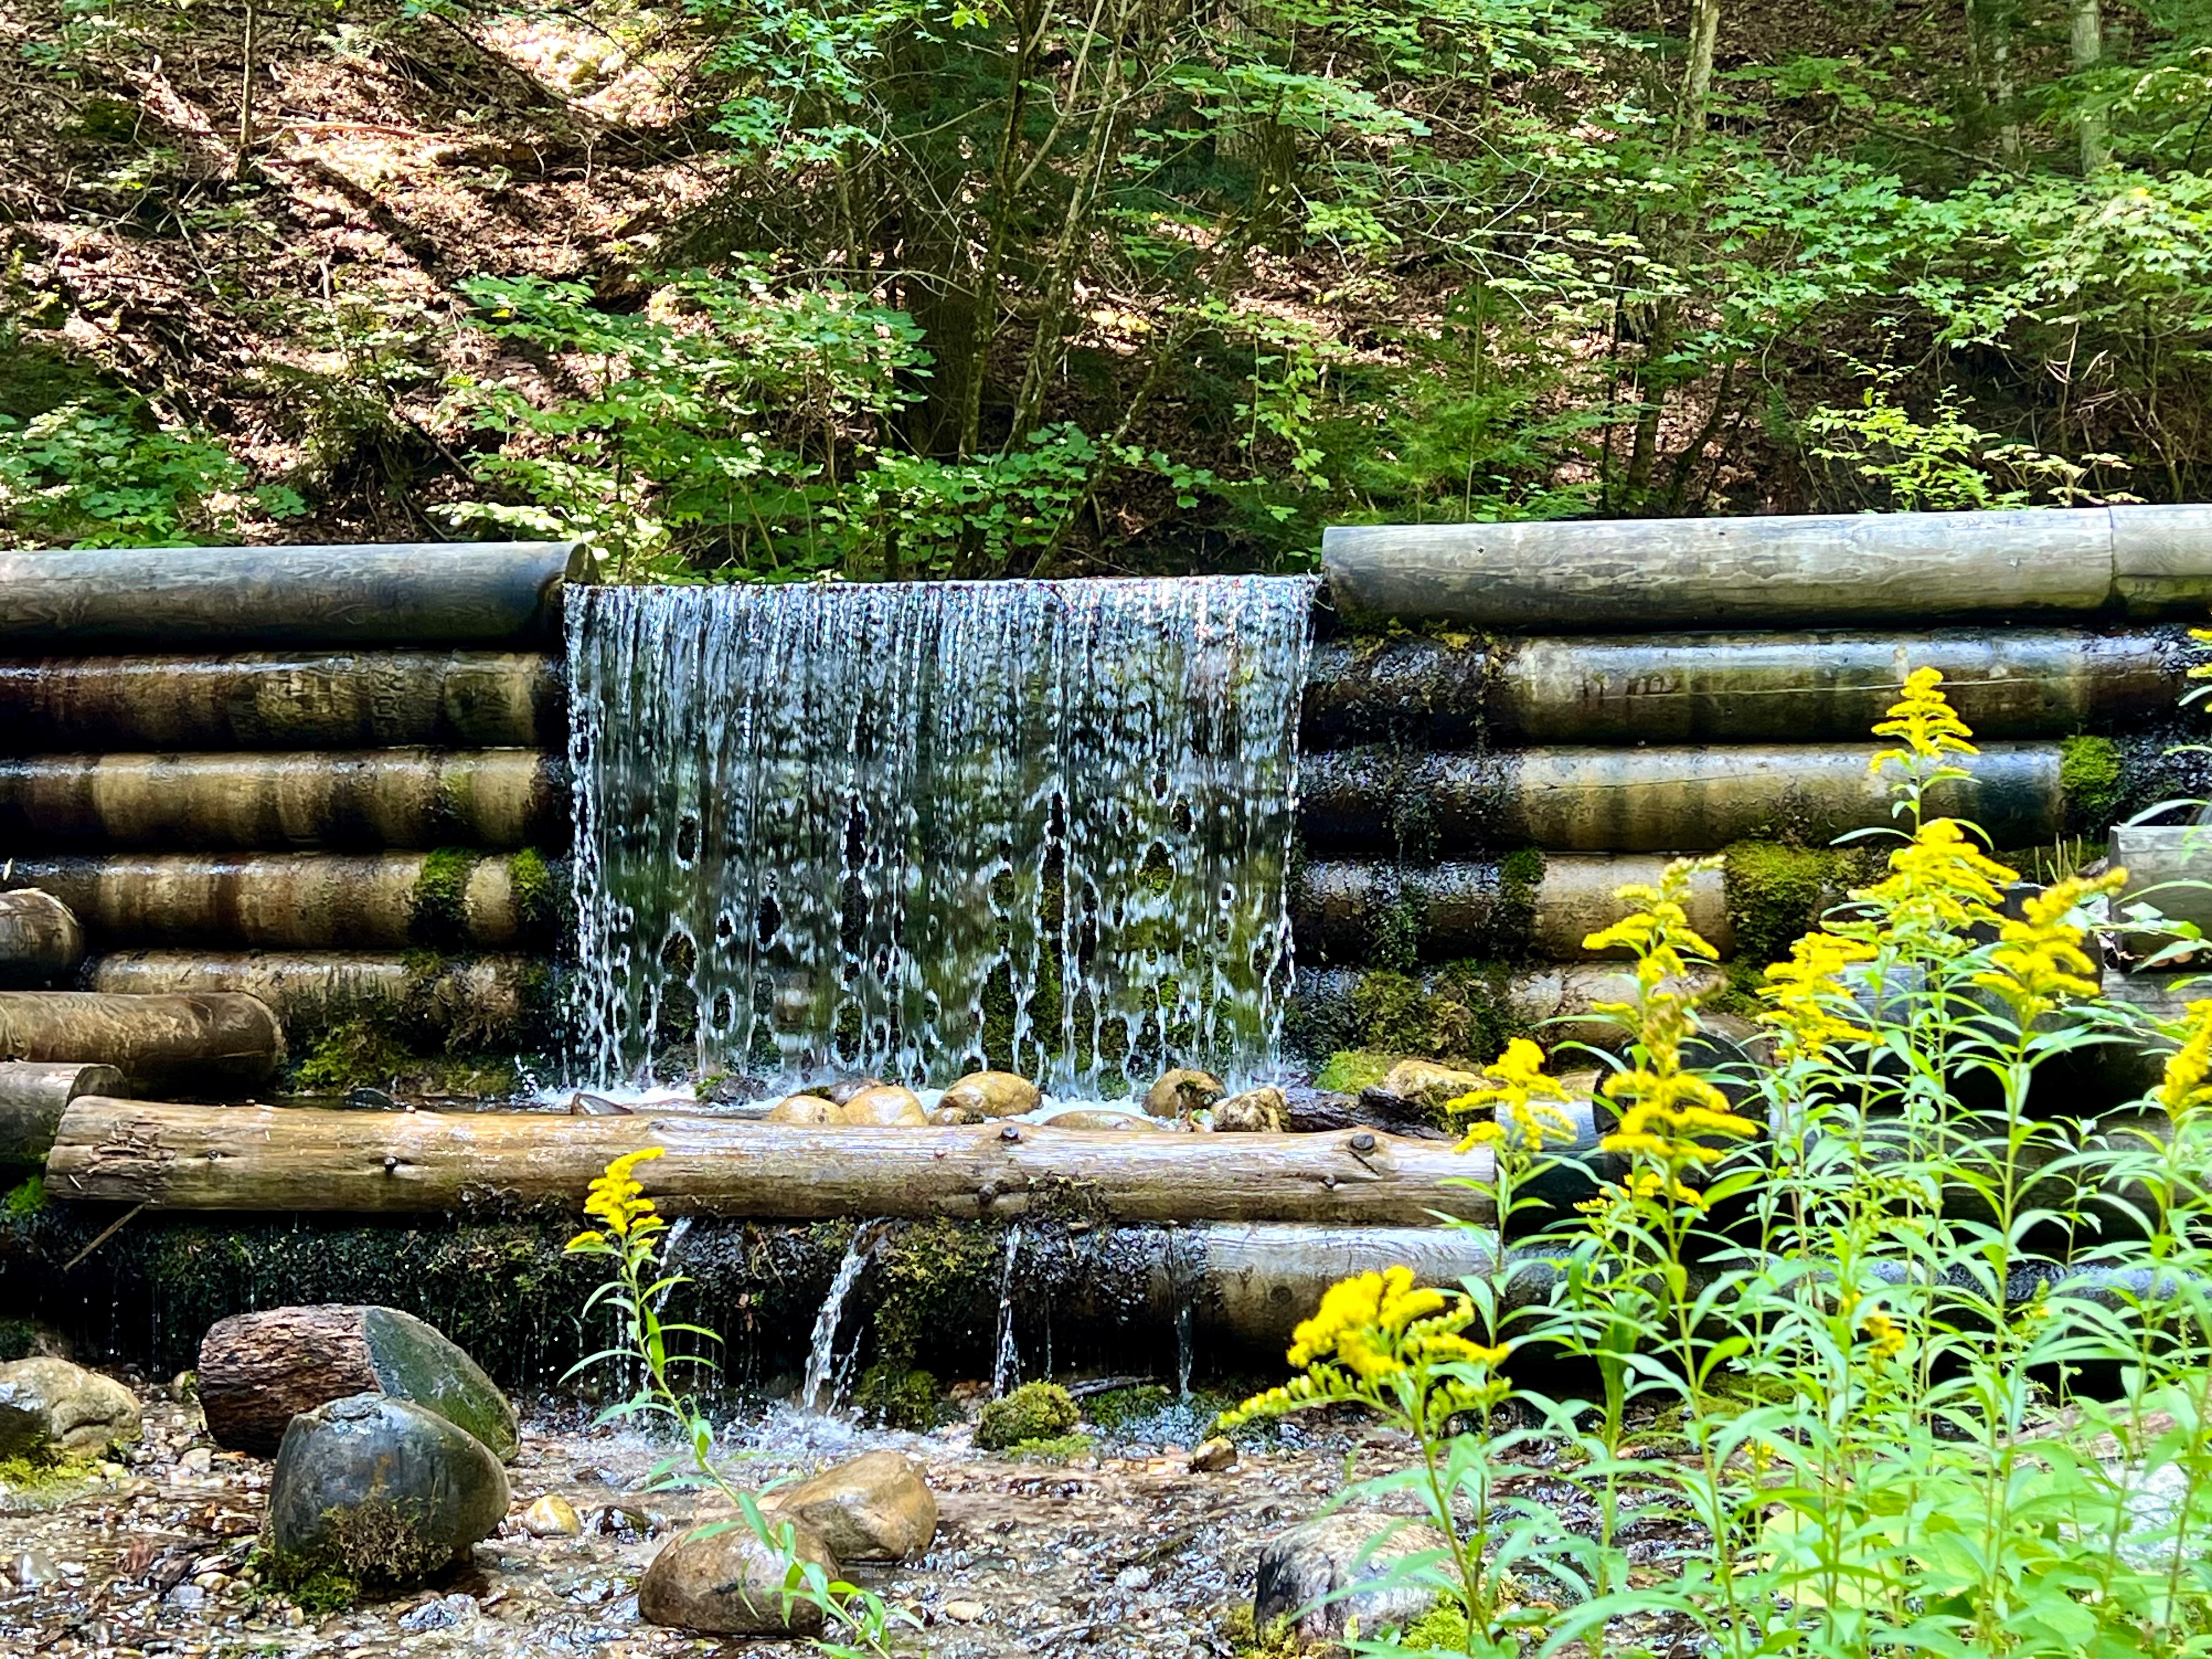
[565,577,1317,1091]
[800,1222,883,1412]
[991,1223,1024,1397]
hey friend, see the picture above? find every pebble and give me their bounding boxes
[178,1445,213,1476]
[944,1599,988,1622]
[1189,1436,1238,1472]
[522,1492,583,1536]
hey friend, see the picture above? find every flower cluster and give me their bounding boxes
[1970,869,2127,1020]
[2160,998,2212,1118]
[1860,1308,1907,1361]
[1853,816,2018,946]
[1448,1037,1578,1156]
[1870,664,1979,781]
[567,1146,668,1254]
[1761,929,1877,1060]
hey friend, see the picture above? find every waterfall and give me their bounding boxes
[991,1223,1024,1398]
[800,1222,883,1412]
[566,576,1317,1092]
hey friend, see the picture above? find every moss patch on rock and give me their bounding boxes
[975,1381,1079,1451]
[854,1362,943,1431]
[1312,1048,1395,1094]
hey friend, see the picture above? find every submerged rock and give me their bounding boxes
[637,1515,837,1637]
[939,1070,1041,1119]
[838,1084,929,1127]
[1189,1436,1238,1472]
[1211,1086,1286,1132]
[764,1450,937,1561]
[1254,1511,1447,1645]
[764,1094,840,1126]
[930,1105,986,1126]
[1143,1068,1224,1119]
[267,1393,510,1587]
[0,1358,140,1458]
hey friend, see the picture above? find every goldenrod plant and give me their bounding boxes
[566,1149,916,1658]
[1228,670,2212,1657]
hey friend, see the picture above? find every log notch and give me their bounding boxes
[1301,628,2192,748]
[0,889,84,986]
[0,653,563,753]
[44,1099,1498,1226]
[9,853,558,950]
[0,751,566,850]
[1299,743,2064,854]
[81,953,542,1046]
[0,1061,125,1162]
[0,992,281,1093]
[198,1304,519,1459]
[0,543,594,646]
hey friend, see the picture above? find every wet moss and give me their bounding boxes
[1312,1049,1394,1094]
[1220,1606,1304,1657]
[1723,842,1837,968]
[868,1218,1006,1368]
[1496,845,1545,959]
[409,849,479,950]
[853,1362,944,1430]
[1083,1384,1174,1430]
[1345,961,1525,1067]
[975,1380,1079,1450]
[4,1174,44,1216]
[2062,734,2125,831]
[1005,1431,1095,1462]
[509,850,562,942]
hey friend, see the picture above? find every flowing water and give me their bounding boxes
[565,576,1317,1092]
[991,1223,1024,1397]
[800,1222,884,1412]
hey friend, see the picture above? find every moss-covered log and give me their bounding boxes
[0,888,83,987]
[0,992,281,1093]
[81,952,544,1049]
[1323,505,2212,628]
[1289,962,1728,1057]
[9,853,560,950]
[1294,854,1731,964]
[0,543,594,646]
[0,1061,125,1162]
[0,751,566,850]
[0,652,563,753]
[44,1099,1497,1225]
[1299,743,2065,854]
[1302,628,2193,748]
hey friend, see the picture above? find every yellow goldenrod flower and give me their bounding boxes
[1970,868,2126,1019]
[1860,1308,1906,1360]
[1853,816,2018,945]
[1760,929,1877,1060]
[579,1146,668,1240]
[1870,665,1978,777]
[2160,998,2212,1118]
[1447,1037,1578,1154]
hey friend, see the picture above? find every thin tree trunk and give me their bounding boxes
[2071,0,2110,172]
[235,0,258,180]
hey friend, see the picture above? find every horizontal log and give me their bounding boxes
[42,1100,1499,1225]
[0,652,563,753]
[1302,628,2193,747]
[0,889,84,987]
[81,952,543,1045]
[1294,854,1733,964]
[0,1062,126,1163]
[8,853,555,950]
[1299,743,2064,853]
[1289,962,1728,1055]
[1322,505,2212,629]
[0,751,566,850]
[0,992,281,1093]
[2111,826,2212,938]
[0,543,594,646]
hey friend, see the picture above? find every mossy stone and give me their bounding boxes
[2061,734,2124,831]
[975,1380,1079,1451]
[360,1306,520,1462]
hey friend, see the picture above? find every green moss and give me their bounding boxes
[869,1218,1005,1367]
[508,849,561,939]
[1496,845,1544,959]
[1313,1049,1395,1094]
[409,848,480,950]
[0,1317,56,1362]
[2061,733,2125,830]
[1083,1384,1175,1430]
[1344,961,1525,1067]
[263,1548,360,1614]
[1006,1431,1094,1462]
[1722,842,1843,988]
[975,1380,1079,1451]
[4,1174,44,1216]
[854,1362,943,1430]
[0,1449,96,1489]
[1397,1602,1468,1647]
[1220,1606,1306,1657]
[293,1020,413,1091]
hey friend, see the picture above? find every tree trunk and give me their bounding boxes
[2071,0,2109,173]
[81,952,540,1046]
[0,1061,126,1163]
[0,890,84,987]
[0,992,282,1093]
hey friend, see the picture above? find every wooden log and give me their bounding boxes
[1322,509,2121,628]
[43,1100,1499,1225]
[0,652,563,753]
[1298,743,2064,853]
[9,853,552,950]
[0,751,566,850]
[81,952,540,1045]
[0,543,594,646]
[1294,855,1732,964]
[0,992,281,1093]
[0,889,83,986]
[2111,825,2212,938]
[0,1062,126,1163]
[2112,504,2212,614]
[1290,962,1728,1054]
[1302,628,2191,748]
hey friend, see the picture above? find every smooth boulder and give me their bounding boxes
[1045,1109,1163,1132]
[765,1093,840,1126]
[1254,1511,1448,1645]
[638,1515,838,1637]
[0,1357,141,1458]
[939,1071,1041,1119]
[1375,1059,1487,1115]
[764,1451,936,1562]
[838,1085,929,1127]
[1142,1068,1225,1119]
[1211,1086,1286,1132]
[267,1393,510,1585]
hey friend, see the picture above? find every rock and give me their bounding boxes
[1045,1109,1163,1132]
[975,1381,1079,1451]
[347,1086,399,1110]
[1143,1068,1224,1119]
[0,1358,141,1459]
[838,1084,929,1127]
[1376,1059,1488,1115]
[943,1599,988,1623]
[939,1070,1041,1119]
[1189,1436,1238,1472]
[700,1074,771,1104]
[637,1515,837,1637]
[567,1092,634,1116]
[199,1305,518,1460]
[764,1093,840,1126]
[267,1393,510,1586]
[522,1493,582,1537]
[930,1105,985,1126]
[398,1591,478,1631]
[0,1317,72,1363]
[1210,1086,1285,1132]
[1254,1511,1448,1645]
[826,1077,887,1106]
[764,1451,936,1561]
[178,1445,213,1476]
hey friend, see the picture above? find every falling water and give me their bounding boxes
[991,1223,1024,1397]
[566,576,1317,1091]
[800,1223,883,1412]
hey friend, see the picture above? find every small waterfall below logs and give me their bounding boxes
[566,577,1317,1092]
[800,1222,885,1412]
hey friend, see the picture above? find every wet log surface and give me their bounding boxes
[0,887,84,986]
[0,992,281,1093]
[44,1100,1498,1226]
[80,952,538,1041]
[0,1060,126,1161]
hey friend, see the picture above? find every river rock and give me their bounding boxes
[0,1358,141,1458]
[522,1493,582,1537]
[826,1078,887,1106]
[267,1393,510,1585]
[1190,1436,1238,1472]
[1144,1068,1225,1118]
[1254,1511,1448,1645]
[1045,1109,1162,1132]
[931,1105,986,1126]
[637,1515,838,1637]
[1376,1059,1487,1115]
[764,1093,840,1125]
[939,1070,1041,1118]
[1211,1086,1286,1132]
[763,1450,936,1561]
[199,1304,518,1460]
[838,1084,929,1127]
